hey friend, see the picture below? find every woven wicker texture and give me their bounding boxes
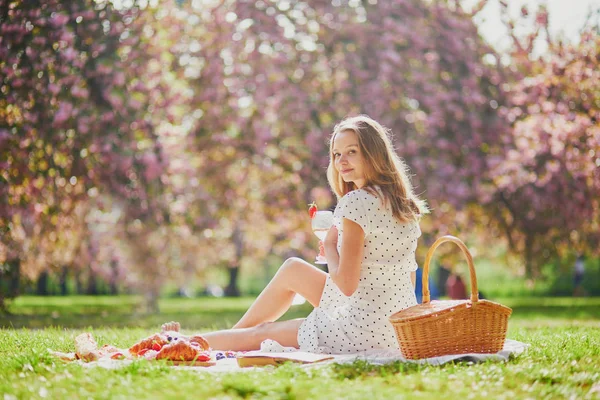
[389,236,512,360]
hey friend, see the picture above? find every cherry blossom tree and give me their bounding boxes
[0,0,175,310]
[168,0,514,292]
[486,4,600,278]
[3,0,597,307]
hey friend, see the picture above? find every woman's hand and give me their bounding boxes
[318,241,325,258]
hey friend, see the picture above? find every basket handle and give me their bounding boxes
[421,235,479,304]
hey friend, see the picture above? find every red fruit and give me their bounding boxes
[152,342,162,351]
[308,202,318,219]
[194,351,211,362]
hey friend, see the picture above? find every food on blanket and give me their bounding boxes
[188,334,210,351]
[74,333,97,355]
[50,350,78,362]
[74,334,124,361]
[129,328,210,356]
[128,333,169,356]
[53,323,213,364]
[74,332,100,361]
[308,201,318,219]
[155,340,211,362]
[141,349,159,360]
[100,344,121,354]
[110,352,126,360]
[215,351,237,360]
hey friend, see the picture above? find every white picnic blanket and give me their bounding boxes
[78,339,528,372]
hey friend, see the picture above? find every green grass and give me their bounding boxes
[0,296,312,330]
[1,296,599,399]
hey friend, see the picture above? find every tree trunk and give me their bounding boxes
[0,265,8,313]
[144,287,160,313]
[8,259,20,298]
[37,270,49,295]
[74,272,83,294]
[224,266,241,297]
[0,295,7,314]
[86,267,98,295]
[524,233,534,279]
[109,259,118,295]
[59,266,69,296]
[0,259,20,313]
[224,224,243,297]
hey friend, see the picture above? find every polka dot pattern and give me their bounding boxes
[298,187,421,354]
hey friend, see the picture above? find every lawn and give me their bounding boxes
[1,296,599,399]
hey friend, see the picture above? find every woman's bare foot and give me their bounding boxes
[161,321,181,332]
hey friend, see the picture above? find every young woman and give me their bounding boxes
[197,115,428,353]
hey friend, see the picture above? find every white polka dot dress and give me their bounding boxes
[298,187,420,354]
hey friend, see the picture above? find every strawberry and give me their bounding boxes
[152,342,162,351]
[308,202,318,219]
[194,351,212,362]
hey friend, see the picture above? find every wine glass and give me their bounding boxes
[292,210,333,306]
[311,210,333,264]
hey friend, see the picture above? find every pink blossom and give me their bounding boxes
[113,72,126,86]
[50,13,69,27]
[62,47,78,62]
[142,152,162,181]
[96,64,112,74]
[101,112,115,123]
[70,85,89,99]
[0,129,9,146]
[53,102,73,125]
[109,93,124,108]
[128,98,143,110]
[119,157,133,174]
[77,118,90,134]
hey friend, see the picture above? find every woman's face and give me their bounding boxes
[332,129,366,189]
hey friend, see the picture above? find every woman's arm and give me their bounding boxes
[323,218,364,296]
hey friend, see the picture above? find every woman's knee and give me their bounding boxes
[250,322,274,342]
[248,320,301,348]
[279,257,304,274]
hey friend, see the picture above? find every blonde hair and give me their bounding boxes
[326,115,428,223]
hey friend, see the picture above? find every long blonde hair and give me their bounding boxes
[326,115,428,223]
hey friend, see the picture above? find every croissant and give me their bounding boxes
[128,333,169,356]
[188,335,210,351]
[156,340,207,361]
[155,331,210,351]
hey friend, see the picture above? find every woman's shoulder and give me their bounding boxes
[336,188,381,218]
[341,187,380,203]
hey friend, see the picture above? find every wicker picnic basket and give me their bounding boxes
[388,236,512,360]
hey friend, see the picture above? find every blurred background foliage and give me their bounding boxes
[0,0,599,312]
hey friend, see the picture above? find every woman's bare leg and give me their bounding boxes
[202,319,305,351]
[233,257,327,329]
